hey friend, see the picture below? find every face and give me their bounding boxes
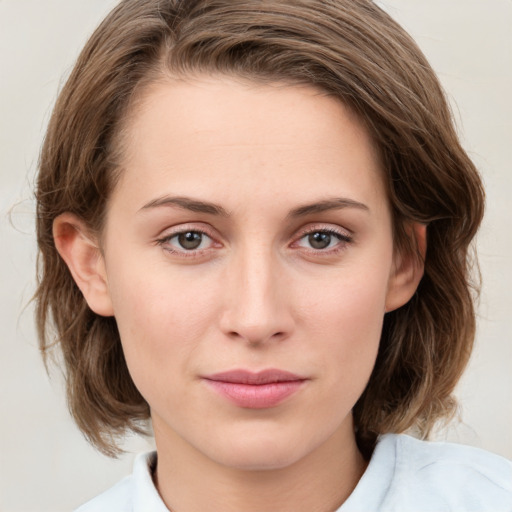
[86,77,417,470]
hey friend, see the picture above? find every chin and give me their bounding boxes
[201,427,316,472]
[213,445,303,472]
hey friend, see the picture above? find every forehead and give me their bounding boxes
[112,76,387,214]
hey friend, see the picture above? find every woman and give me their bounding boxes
[35,0,512,510]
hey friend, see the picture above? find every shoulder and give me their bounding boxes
[75,475,133,512]
[342,434,512,512]
[75,452,168,512]
[387,434,512,511]
[394,433,512,487]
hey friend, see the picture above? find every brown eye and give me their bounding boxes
[158,228,216,255]
[294,228,352,253]
[177,231,203,250]
[308,232,332,249]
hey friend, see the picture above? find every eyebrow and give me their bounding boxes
[140,196,230,216]
[287,198,369,218]
[139,195,369,217]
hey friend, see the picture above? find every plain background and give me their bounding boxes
[1,1,511,511]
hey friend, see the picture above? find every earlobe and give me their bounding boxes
[385,223,427,313]
[53,213,114,317]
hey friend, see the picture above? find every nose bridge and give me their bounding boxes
[220,240,292,344]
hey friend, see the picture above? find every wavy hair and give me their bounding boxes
[36,0,484,456]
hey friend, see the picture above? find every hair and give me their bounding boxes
[36,0,484,457]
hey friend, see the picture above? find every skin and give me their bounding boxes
[54,77,424,512]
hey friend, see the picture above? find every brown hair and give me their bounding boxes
[36,0,484,457]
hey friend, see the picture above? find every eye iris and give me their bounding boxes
[308,232,331,249]
[178,232,202,250]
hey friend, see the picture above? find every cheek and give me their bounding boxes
[302,261,389,331]
[298,261,391,382]
[104,255,222,384]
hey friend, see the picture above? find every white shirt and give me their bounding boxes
[76,434,512,511]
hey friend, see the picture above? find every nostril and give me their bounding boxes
[227,329,286,344]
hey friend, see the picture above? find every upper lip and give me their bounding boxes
[204,369,306,385]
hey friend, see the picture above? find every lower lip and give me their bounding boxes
[204,380,305,409]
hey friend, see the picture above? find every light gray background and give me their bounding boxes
[1,1,511,511]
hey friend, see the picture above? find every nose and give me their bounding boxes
[219,246,295,345]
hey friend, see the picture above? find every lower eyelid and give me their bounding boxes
[292,229,353,252]
[156,226,352,254]
[156,229,208,249]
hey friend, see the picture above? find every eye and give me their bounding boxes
[158,230,215,253]
[295,228,352,252]
[306,232,336,250]
[175,231,206,250]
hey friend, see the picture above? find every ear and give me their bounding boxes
[53,213,114,317]
[385,222,427,313]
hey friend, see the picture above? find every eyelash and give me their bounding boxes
[155,225,353,258]
[293,226,353,255]
[156,225,218,259]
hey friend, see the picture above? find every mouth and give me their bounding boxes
[202,369,308,409]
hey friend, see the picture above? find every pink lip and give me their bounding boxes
[203,369,307,409]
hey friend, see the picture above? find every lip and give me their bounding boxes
[203,369,308,409]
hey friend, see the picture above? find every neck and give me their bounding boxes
[152,416,367,512]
